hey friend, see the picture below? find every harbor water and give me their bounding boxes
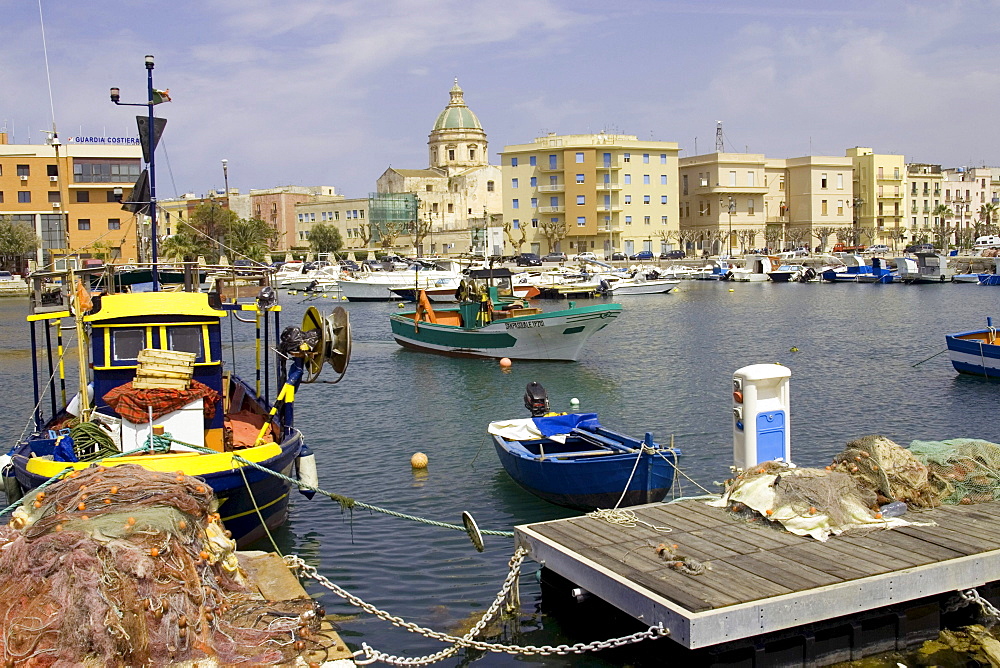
[1,279,998,666]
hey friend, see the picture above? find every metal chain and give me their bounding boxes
[284,550,669,666]
[946,588,1000,625]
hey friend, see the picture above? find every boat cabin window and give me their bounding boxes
[168,325,204,358]
[112,328,145,361]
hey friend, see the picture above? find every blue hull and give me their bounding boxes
[946,329,1000,379]
[10,430,302,548]
[492,432,677,510]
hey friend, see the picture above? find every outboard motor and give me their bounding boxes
[524,382,550,417]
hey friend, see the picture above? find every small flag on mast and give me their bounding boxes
[152,89,171,105]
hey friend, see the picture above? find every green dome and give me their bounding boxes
[432,80,482,131]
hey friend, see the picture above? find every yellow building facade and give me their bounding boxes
[847,147,905,246]
[0,133,141,267]
[500,133,680,258]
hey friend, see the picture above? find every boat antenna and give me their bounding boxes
[38,0,59,143]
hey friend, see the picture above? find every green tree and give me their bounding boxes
[0,215,40,273]
[308,223,344,254]
[160,228,214,263]
[226,217,280,262]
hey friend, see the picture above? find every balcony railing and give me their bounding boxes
[600,163,622,170]
[595,182,622,190]
[538,206,564,213]
[537,185,564,192]
[596,205,623,212]
[537,163,561,173]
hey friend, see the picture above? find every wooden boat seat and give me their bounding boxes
[570,428,636,452]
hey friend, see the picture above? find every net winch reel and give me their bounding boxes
[299,305,352,383]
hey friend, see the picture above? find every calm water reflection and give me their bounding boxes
[0,280,996,666]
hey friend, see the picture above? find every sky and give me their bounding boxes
[4,1,1000,200]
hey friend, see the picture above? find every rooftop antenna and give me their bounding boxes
[715,121,724,153]
[38,0,59,146]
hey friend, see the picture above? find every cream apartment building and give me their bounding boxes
[500,133,680,258]
[847,147,906,247]
[678,152,853,254]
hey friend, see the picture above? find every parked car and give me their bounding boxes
[574,251,597,261]
[609,252,627,261]
[629,250,655,261]
[864,244,890,254]
[904,243,935,253]
[660,250,686,259]
[339,260,360,272]
[515,253,543,267]
[542,252,567,262]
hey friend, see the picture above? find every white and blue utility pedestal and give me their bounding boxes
[732,364,791,471]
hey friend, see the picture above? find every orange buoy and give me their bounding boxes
[411,452,428,469]
[499,358,512,368]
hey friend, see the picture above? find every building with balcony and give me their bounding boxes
[678,152,852,253]
[500,132,680,258]
[846,147,906,247]
[905,163,943,242]
[0,132,141,268]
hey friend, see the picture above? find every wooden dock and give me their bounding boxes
[516,498,1000,657]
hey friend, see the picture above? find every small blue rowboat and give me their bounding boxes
[488,412,680,510]
[946,317,1000,379]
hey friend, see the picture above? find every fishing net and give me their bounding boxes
[909,438,1000,505]
[828,435,938,508]
[712,461,904,541]
[0,464,322,667]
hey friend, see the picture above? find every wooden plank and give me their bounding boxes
[856,526,968,562]
[536,523,717,612]
[722,550,843,592]
[893,524,993,555]
[689,523,798,555]
[629,504,724,533]
[698,558,794,600]
[805,536,904,574]
[776,543,886,580]
[665,532,742,561]
[835,534,931,569]
[663,500,740,528]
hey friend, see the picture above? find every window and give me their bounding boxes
[550,196,559,207]
[661,175,667,185]
[73,159,141,183]
[576,174,584,184]
[531,219,538,228]
[17,191,30,203]
[624,175,631,185]
[169,326,204,358]
[661,195,668,204]
[16,165,29,177]
[48,191,61,203]
[747,199,755,215]
[511,157,518,167]
[531,198,538,208]
[511,178,518,189]
[78,219,91,230]
[625,216,632,224]
[0,192,3,203]
[447,203,453,213]
[108,218,121,230]
[425,185,433,192]
[487,181,494,192]
[643,154,649,163]
[512,199,519,209]
[778,175,785,191]
[512,219,519,228]
[837,200,844,215]
[643,175,650,185]
[821,173,828,189]
[530,177,537,187]
[747,171,755,187]
[577,216,586,226]
[112,329,145,361]
[661,215,668,224]
[448,149,455,160]
[821,200,828,215]
[469,148,476,160]
[837,173,844,189]
[644,216,650,225]
[623,153,630,163]
[548,155,557,169]
[660,154,667,164]
[602,152,612,168]
[529,156,536,166]
[576,195,585,205]
[47,165,58,177]
[729,171,737,186]
[894,167,900,180]
[878,166,884,179]
[682,174,688,195]
[643,195,650,204]
[624,195,632,204]
[575,152,584,163]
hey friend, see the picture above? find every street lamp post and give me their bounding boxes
[720,196,734,255]
[221,159,229,197]
[111,54,160,290]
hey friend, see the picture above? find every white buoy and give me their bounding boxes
[296,446,319,499]
[570,397,580,407]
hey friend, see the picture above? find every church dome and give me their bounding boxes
[432,80,483,131]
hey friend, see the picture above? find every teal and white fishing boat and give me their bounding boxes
[389,269,621,361]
